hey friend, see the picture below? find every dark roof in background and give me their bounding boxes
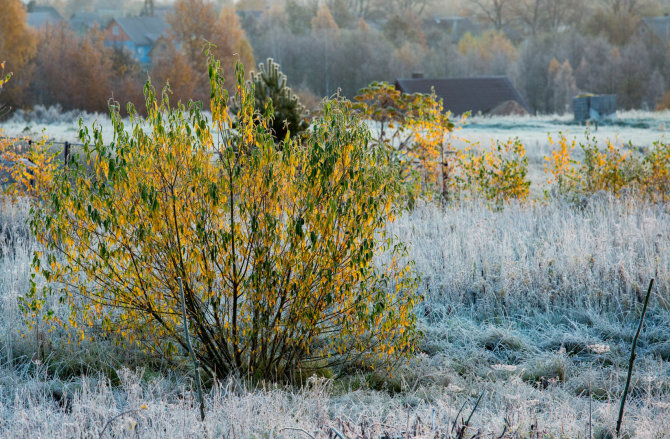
[26,4,61,15]
[394,76,530,115]
[113,16,170,46]
[641,16,670,40]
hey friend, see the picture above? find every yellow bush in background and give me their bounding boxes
[455,138,530,207]
[544,133,670,202]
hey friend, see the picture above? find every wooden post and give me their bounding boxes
[64,141,70,168]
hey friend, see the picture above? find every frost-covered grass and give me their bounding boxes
[2,109,670,436]
[1,193,669,437]
[3,106,670,150]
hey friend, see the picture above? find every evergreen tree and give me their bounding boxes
[248,58,309,143]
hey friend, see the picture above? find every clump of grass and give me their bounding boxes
[521,354,570,388]
[480,327,526,353]
[651,341,670,361]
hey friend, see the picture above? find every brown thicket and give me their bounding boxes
[29,25,113,112]
[166,0,254,101]
[0,0,36,109]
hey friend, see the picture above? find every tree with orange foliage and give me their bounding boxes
[150,39,198,105]
[167,0,254,97]
[211,7,255,84]
[30,25,112,112]
[0,0,37,109]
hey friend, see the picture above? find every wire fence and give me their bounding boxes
[2,134,456,176]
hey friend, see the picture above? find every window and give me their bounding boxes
[112,25,119,36]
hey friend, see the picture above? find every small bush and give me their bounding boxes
[354,81,456,204]
[455,138,530,207]
[640,141,670,202]
[0,136,55,199]
[0,69,55,199]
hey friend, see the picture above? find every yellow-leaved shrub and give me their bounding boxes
[544,133,669,202]
[23,55,420,381]
[354,82,456,204]
[455,138,530,207]
[1,67,56,199]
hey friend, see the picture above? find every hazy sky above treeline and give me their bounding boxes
[33,0,670,18]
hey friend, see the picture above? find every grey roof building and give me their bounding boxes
[26,5,63,29]
[110,16,170,47]
[394,76,530,116]
[104,16,171,64]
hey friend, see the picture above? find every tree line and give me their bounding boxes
[1,0,670,115]
[0,0,253,115]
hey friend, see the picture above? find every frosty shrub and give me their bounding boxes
[23,56,420,381]
[354,83,533,207]
[0,70,56,199]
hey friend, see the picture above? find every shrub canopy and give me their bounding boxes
[24,56,420,380]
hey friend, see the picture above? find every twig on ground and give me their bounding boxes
[330,426,348,439]
[451,400,468,434]
[457,390,485,439]
[616,278,654,437]
[98,406,147,439]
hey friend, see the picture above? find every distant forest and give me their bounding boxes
[2,0,670,115]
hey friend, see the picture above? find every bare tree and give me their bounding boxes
[390,0,434,14]
[599,0,659,14]
[544,0,588,31]
[469,0,512,31]
[342,0,374,18]
[511,0,546,37]
[509,0,589,36]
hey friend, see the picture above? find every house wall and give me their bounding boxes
[103,20,152,65]
[104,20,131,43]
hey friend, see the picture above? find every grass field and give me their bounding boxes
[1,191,668,438]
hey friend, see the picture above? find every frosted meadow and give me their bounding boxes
[0,109,669,438]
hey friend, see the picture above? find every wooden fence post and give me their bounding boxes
[64,141,70,169]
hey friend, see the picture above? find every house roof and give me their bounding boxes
[394,76,530,115]
[69,12,105,32]
[112,16,170,46]
[27,7,63,29]
[26,4,61,16]
[641,16,670,41]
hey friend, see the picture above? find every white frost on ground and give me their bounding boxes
[0,195,669,437]
[1,109,669,436]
